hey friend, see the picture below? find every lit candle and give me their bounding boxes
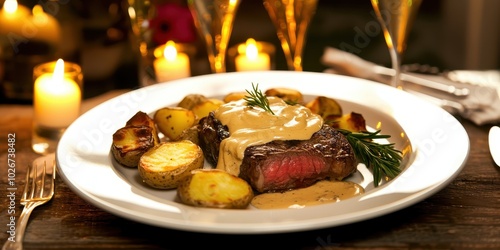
[0,0,30,35]
[34,59,82,128]
[235,38,271,71]
[31,4,61,46]
[154,40,190,82]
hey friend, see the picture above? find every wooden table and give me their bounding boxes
[1,91,499,249]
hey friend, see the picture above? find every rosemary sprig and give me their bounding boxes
[338,129,402,187]
[244,83,275,115]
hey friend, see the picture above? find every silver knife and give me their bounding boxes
[321,47,470,97]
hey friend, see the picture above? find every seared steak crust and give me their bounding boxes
[198,112,357,193]
[198,112,229,166]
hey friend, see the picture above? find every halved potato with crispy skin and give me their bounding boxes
[192,99,224,120]
[178,124,199,145]
[125,111,160,145]
[138,140,204,189]
[332,112,367,132]
[306,96,343,122]
[265,87,304,104]
[177,94,208,110]
[223,91,247,103]
[154,107,196,141]
[112,126,155,167]
[177,169,254,209]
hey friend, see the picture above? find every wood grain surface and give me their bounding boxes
[1,103,499,250]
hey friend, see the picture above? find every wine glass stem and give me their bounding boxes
[284,51,303,71]
[213,54,226,73]
[389,48,402,89]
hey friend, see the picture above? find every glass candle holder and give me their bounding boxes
[228,38,275,72]
[32,59,83,155]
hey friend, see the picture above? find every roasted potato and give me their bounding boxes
[138,140,204,189]
[125,111,160,145]
[191,99,224,120]
[112,126,155,167]
[332,112,367,132]
[265,87,304,104]
[177,169,254,209]
[223,91,247,103]
[178,124,199,145]
[177,94,208,110]
[306,96,343,121]
[154,107,196,141]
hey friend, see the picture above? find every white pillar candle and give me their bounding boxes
[235,38,271,71]
[154,41,190,82]
[34,59,82,128]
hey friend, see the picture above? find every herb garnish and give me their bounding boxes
[244,83,275,115]
[338,129,402,187]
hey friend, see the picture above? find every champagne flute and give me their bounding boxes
[370,0,422,88]
[263,0,318,71]
[188,0,241,73]
[126,0,156,86]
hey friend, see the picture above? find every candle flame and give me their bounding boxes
[4,0,18,13]
[245,38,259,60]
[127,6,136,19]
[163,41,178,61]
[52,59,65,85]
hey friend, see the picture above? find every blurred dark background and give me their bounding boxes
[1,0,499,103]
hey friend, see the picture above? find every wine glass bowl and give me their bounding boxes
[370,0,422,88]
[188,0,241,73]
[263,0,318,71]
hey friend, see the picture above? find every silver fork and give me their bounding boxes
[2,156,56,250]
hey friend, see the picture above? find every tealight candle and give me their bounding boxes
[235,38,271,71]
[34,59,81,127]
[0,0,30,35]
[32,59,83,154]
[154,40,190,82]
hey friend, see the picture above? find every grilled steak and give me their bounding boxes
[198,112,357,193]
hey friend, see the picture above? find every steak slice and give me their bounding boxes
[240,125,357,193]
[198,112,357,193]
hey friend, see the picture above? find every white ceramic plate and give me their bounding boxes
[56,71,469,234]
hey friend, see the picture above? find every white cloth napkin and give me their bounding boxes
[321,47,500,125]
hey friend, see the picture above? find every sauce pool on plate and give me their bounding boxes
[251,180,364,209]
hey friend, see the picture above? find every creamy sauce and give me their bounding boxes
[214,97,322,175]
[251,180,364,209]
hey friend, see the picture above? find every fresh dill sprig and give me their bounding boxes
[338,129,403,187]
[244,83,275,115]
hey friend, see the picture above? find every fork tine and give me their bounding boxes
[30,162,37,200]
[50,160,56,192]
[40,161,46,197]
[22,163,31,202]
